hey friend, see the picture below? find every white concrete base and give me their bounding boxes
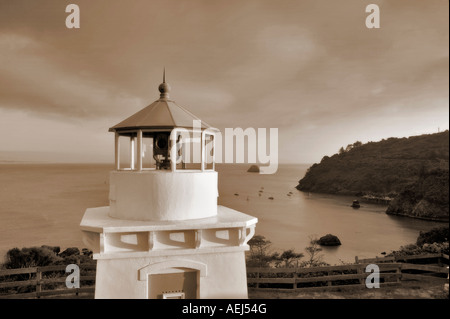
[80,205,257,299]
[109,170,218,221]
[94,250,249,299]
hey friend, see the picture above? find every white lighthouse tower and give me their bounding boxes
[80,74,257,299]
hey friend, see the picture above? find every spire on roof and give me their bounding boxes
[159,67,170,100]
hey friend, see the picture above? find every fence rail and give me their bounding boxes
[0,264,96,299]
[0,253,447,298]
[355,253,449,265]
[247,260,448,292]
[247,262,402,291]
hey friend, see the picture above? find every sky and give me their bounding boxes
[0,0,448,164]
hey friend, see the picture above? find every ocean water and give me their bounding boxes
[0,163,444,265]
[217,164,444,264]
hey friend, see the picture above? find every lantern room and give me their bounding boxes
[106,74,221,222]
[109,74,218,172]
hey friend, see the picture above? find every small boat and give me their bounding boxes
[351,200,360,208]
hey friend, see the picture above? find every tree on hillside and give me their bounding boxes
[274,249,304,268]
[247,235,279,267]
[353,141,363,148]
[301,236,328,267]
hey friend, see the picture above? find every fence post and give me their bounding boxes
[293,271,297,290]
[76,260,81,297]
[357,264,363,285]
[256,271,259,289]
[355,256,359,264]
[36,268,42,298]
[396,264,402,283]
[438,254,443,267]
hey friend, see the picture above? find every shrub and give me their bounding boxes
[416,226,449,246]
[59,247,80,258]
[422,242,449,255]
[4,246,62,269]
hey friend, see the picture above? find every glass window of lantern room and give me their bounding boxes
[175,130,202,171]
[118,133,137,170]
[141,135,156,170]
[203,133,215,171]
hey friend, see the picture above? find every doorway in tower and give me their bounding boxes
[148,269,198,299]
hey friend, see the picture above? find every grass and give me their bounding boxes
[248,276,449,299]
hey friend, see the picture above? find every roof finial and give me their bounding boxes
[158,67,170,99]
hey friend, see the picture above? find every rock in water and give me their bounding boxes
[247,165,260,173]
[317,234,342,246]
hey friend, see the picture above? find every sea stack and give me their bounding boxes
[317,234,342,246]
[247,165,260,173]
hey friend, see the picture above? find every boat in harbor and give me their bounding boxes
[351,200,361,208]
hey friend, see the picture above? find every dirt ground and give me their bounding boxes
[248,276,449,299]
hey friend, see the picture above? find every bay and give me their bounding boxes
[0,163,443,265]
[217,164,443,265]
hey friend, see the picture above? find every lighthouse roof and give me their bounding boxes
[109,75,211,132]
[108,99,211,132]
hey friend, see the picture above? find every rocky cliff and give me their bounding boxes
[386,169,449,222]
[296,131,449,221]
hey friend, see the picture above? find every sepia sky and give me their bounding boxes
[0,0,448,164]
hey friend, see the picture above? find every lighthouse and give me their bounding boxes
[80,73,258,299]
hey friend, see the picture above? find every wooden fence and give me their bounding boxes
[247,261,449,292]
[0,263,96,299]
[355,253,449,265]
[0,254,447,298]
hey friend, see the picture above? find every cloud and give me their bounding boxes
[0,33,145,120]
[0,0,448,163]
[0,107,112,162]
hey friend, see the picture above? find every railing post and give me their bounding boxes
[115,132,120,170]
[137,129,143,171]
[130,136,135,170]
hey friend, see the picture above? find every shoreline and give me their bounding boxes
[384,211,449,223]
[296,189,449,223]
